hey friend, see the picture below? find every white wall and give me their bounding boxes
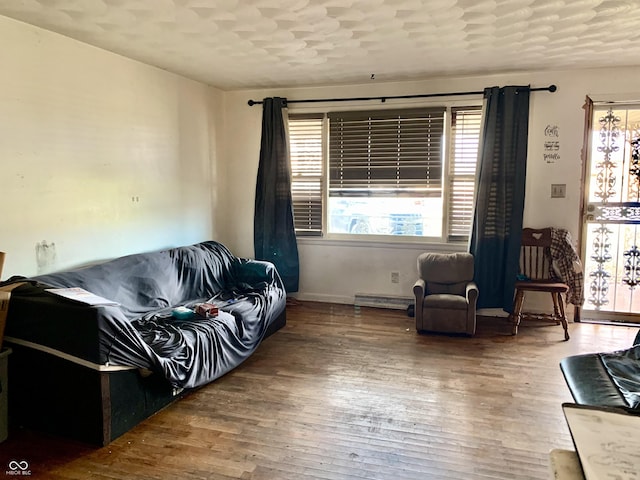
[4,12,640,316]
[221,67,640,313]
[0,16,221,278]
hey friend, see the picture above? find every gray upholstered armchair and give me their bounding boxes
[413,252,478,335]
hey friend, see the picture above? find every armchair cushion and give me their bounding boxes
[426,281,469,296]
[423,294,468,310]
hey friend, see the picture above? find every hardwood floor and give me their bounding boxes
[1,301,637,479]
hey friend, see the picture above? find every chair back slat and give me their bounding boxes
[519,228,553,281]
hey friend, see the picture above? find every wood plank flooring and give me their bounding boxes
[1,301,638,479]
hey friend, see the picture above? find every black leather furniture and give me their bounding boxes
[560,330,640,409]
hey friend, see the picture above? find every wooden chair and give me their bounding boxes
[509,228,570,341]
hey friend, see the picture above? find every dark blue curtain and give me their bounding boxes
[254,97,300,293]
[470,86,530,311]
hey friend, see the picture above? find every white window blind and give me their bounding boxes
[289,114,324,236]
[328,108,445,197]
[448,107,482,241]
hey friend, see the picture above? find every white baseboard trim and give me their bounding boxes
[290,292,354,305]
[288,298,575,321]
[289,292,413,310]
[354,293,413,310]
[477,308,509,317]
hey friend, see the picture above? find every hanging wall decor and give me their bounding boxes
[543,124,560,163]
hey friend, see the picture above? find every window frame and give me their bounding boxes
[288,100,482,244]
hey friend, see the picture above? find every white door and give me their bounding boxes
[582,103,640,323]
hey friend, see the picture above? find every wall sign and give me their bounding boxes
[544,124,560,163]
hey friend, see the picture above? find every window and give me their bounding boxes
[289,114,324,236]
[288,105,482,241]
[327,108,444,237]
[448,107,482,240]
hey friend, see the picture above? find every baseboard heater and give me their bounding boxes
[354,293,414,310]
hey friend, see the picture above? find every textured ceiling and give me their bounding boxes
[1,0,639,90]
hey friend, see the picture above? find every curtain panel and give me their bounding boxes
[254,97,300,293]
[470,86,531,311]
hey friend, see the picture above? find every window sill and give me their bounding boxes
[296,235,468,252]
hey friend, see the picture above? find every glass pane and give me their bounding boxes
[583,222,640,313]
[328,197,443,237]
[289,115,323,235]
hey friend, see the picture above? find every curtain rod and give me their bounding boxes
[247,84,557,106]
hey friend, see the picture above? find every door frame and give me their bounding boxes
[578,98,640,325]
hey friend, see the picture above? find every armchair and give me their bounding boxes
[413,252,478,335]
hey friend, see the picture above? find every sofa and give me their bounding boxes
[560,330,640,409]
[2,240,286,445]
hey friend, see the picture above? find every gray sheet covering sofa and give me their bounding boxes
[2,240,286,444]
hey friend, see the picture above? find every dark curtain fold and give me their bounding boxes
[470,86,530,311]
[254,97,300,293]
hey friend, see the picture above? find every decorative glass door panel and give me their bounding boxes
[583,105,640,322]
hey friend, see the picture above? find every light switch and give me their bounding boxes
[551,184,566,198]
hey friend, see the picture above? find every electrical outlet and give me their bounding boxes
[551,184,566,198]
[391,271,400,284]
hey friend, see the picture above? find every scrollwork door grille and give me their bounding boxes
[583,105,640,320]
